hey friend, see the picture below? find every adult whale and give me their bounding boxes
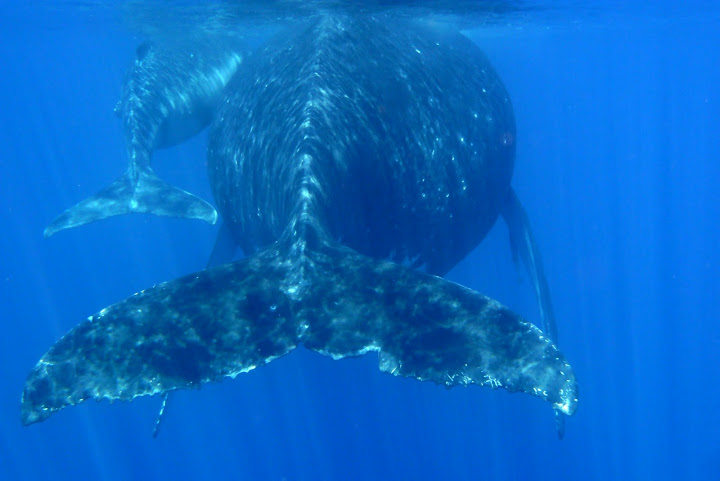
[44,34,244,237]
[22,15,577,427]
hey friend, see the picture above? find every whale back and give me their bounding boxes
[119,35,245,150]
[209,15,515,275]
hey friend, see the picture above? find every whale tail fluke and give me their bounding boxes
[43,168,217,237]
[301,245,578,416]
[22,243,577,426]
[21,249,298,426]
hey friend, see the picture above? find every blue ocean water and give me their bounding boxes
[1,1,718,480]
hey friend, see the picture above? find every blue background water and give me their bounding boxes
[1,2,718,480]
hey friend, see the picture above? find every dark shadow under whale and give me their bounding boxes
[23,15,577,427]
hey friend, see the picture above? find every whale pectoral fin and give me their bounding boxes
[300,247,578,415]
[501,188,568,436]
[501,188,558,343]
[21,253,296,425]
[44,168,218,237]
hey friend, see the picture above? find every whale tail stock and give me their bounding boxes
[22,242,577,426]
[43,167,217,237]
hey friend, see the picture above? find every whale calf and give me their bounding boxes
[44,34,245,237]
[23,15,577,426]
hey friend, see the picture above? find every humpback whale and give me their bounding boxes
[22,15,577,427]
[44,35,244,237]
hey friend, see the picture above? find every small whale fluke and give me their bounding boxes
[21,243,577,426]
[44,167,217,237]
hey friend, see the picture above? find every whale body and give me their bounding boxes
[22,15,577,427]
